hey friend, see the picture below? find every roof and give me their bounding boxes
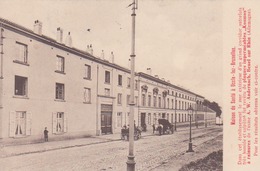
[0,17,131,74]
[138,72,204,98]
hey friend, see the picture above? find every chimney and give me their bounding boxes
[101,50,105,60]
[56,27,63,43]
[167,80,171,83]
[33,20,42,35]
[110,51,114,63]
[89,44,93,55]
[146,68,152,75]
[65,32,72,47]
[161,78,165,81]
[154,75,159,79]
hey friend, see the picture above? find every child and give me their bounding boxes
[44,127,49,142]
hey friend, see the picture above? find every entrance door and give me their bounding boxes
[101,112,112,134]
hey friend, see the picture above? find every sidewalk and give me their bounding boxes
[0,130,154,158]
[0,125,212,158]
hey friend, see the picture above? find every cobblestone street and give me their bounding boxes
[0,126,222,171]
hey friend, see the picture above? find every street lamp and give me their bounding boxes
[195,100,198,129]
[186,106,194,152]
[174,95,177,131]
[126,0,137,171]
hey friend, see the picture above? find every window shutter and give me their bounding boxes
[9,111,16,137]
[26,112,32,135]
[64,113,67,133]
[52,112,57,134]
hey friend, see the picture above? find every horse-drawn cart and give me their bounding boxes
[153,118,174,135]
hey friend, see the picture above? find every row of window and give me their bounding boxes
[9,111,66,137]
[116,112,195,128]
[117,94,138,105]
[167,89,196,101]
[140,93,196,110]
[115,92,197,109]
[14,75,91,103]
[15,42,199,102]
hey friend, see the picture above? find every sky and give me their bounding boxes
[0,0,223,106]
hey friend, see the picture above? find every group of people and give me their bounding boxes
[152,124,164,135]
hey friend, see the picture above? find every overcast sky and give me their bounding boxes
[0,0,223,106]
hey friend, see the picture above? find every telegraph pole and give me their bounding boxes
[126,0,137,170]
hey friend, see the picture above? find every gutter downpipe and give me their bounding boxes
[0,24,4,138]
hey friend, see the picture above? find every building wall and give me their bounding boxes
[1,27,98,138]
[0,19,217,140]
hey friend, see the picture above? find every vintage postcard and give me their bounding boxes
[0,0,259,171]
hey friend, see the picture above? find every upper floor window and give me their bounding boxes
[56,83,65,100]
[135,80,138,90]
[141,94,146,106]
[118,93,122,104]
[105,71,110,84]
[105,88,110,96]
[15,42,28,63]
[163,97,166,108]
[127,95,130,105]
[158,97,161,108]
[153,96,157,107]
[84,88,91,103]
[135,96,138,106]
[14,75,28,96]
[167,98,169,108]
[127,77,130,88]
[56,56,65,73]
[148,95,151,107]
[118,75,122,86]
[84,64,91,80]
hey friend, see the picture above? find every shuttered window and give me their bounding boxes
[52,112,67,134]
[9,111,31,137]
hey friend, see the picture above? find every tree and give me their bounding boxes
[202,100,222,117]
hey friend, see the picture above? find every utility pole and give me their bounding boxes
[126,0,137,171]
[174,95,177,131]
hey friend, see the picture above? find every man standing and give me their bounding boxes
[44,127,49,142]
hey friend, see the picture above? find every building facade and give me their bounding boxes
[0,18,216,141]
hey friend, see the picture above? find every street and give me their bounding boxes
[0,126,222,171]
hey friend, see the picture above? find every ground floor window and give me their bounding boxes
[153,113,156,124]
[9,111,31,137]
[15,111,26,136]
[53,112,67,134]
[148,113,151,125]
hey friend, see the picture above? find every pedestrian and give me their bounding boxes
[152,124,155,134]
[44,127,48,142]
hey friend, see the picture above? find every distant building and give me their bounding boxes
[0,18,216,141]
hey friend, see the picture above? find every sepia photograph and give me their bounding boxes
[4,0,259,170]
